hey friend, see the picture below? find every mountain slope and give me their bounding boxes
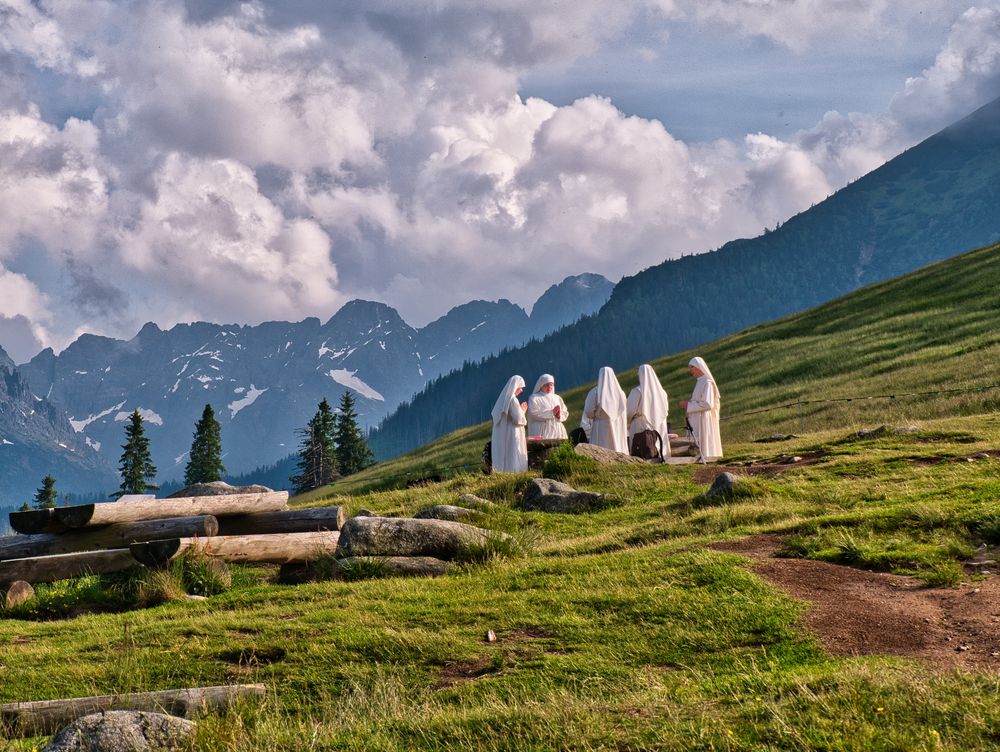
[334,238,1000,493]
[370,96,1000,458]
[0,363,117,513]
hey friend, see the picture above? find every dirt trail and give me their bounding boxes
[712,534,1000,671]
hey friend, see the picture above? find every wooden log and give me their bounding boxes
[0,683,267,737]
[215,506,345,536]
[6,508,67,536]
[0,516,219,562]
[47,491,288,530]
[0,549,135,586]
[130,531,339,567]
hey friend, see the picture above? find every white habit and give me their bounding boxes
[685,356,723,462]
[626,363,671,459]
[582,367,628,454]
[526,374,569,440]
[491,375,528,472]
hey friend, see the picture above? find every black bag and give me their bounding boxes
[630,429,662,460]
[569,427,588,446]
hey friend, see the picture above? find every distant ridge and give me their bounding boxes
[1,273,610,500]
[370,95,1000,458]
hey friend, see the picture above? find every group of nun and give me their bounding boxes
[490,357,723,472]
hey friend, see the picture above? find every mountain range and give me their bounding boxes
[369,95,1000,458]
[0,274,611,509]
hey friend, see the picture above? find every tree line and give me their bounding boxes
[21,392,373,509]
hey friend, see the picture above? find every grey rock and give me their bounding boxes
[414,504,483,523]
[706,472,739,498]
[336,556,452,578]
[42,711,195,752]
[3,580,34,609]
[521,478,606,514]
[338,516,505,560]
[167,481,272,498]
[573,443,647,465]
[354,508,375,517]
[457,493,498,511]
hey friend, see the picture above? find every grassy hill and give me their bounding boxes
[3,245,1000,749]
[306,239,1000,498]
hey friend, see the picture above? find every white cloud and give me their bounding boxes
[0,0,996,354]
[0,106,107,254]
[115,153,342,326]
[891,6,1000,135]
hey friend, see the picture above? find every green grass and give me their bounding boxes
[3,416,1000,749]
[5,244,1000,748]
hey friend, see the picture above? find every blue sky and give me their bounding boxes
[0,1,998,363]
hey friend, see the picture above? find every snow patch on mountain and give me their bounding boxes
[114,407,164,426]
[329,369,384,401]
[85,437,101,451]
[70,401,127,433]
[228,385,267,418]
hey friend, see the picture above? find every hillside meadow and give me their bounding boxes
[2,244,1000,750]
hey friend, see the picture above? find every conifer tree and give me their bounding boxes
[334,391,375,476]
[290,399,337,494]
[32,474,58,509]
[184,404,225,485]
[115,409,159,498]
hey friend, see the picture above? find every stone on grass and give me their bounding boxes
[706,472,739,499]
[42,711,195,752]
[336,556,452,578]
[3,580,34,609]
[573,443,647,465]
[414,505,483,523]
[457,494,497,511]
[521,478,607,514]
[338,516,504,560]
[354,508,375,518]
[167,481,272,498]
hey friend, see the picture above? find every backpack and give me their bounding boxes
[630,429,662,460]
[569,427,589,446]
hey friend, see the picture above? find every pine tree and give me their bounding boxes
[334,391,375,476]
[290,399,338,494]
[115,409,159,498]
[184,404,225,485]
[32,474,58,509]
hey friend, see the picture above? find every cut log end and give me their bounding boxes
[129,539,183,568]
[7,509,60,535]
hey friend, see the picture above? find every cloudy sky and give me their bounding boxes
[1,0,998,362]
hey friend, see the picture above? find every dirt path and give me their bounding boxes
[712,534,1000,671]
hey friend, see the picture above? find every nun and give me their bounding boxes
[680,356,723,462]
[491,375,528,472]
[526,374,570,440]
[581,367,628,454]
[626,364,671,459]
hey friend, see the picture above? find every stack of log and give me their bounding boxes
[0,491,347,603]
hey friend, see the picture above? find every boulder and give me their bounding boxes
[354,508,375,518]
[42,711,195,752]
[336,556,452,579]
[338,516,504,560]
[3,580,34,609]
[706,472,739,499]
[573,444,647,465]
[413,505,483,523]
[457,494,498,511]
[167,481,272,498]
[521,478,606,514]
